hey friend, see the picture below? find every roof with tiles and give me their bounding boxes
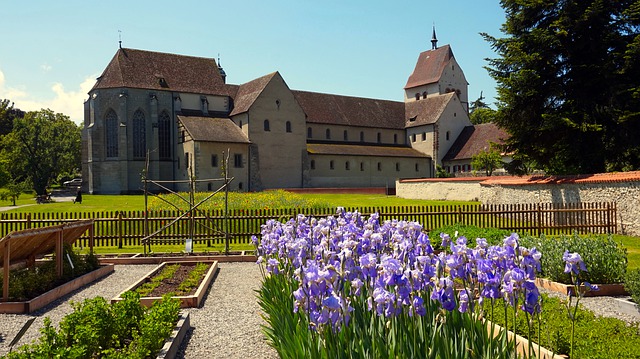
[92,48,231,96]
[480,171,640,186]
[443,123,509,161]
[293,91,405,129]
[404,93,456,128]
[308,143,429,158]
[229,72,278,116]
[404,45,454,89]
[177,115,250,144]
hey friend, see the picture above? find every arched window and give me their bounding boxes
[343,130,348,141]
[446,131,450,141]
[105,109,118,158]
[329,160,334,170]
[415,93,420,100]
[326,128,331,139]
[310,160,315,170]
[422,91,427,99]
[377,162,382,171]
[422,132,426,141]
[158,111,171,160]
[395,163,400,171]
[132,109,146,159]
[360,131,364,142]
[377,132,381,143]
[345,161,350,170]
[264,119,270,131]
[415,163,419,172]
[360,162,364,171]
[394,134,398,144]
[286,121,292,133]
[307,127,312,139]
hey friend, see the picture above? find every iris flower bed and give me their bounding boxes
[254,209,554,358]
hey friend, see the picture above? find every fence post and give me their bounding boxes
[26,213,31,230]
[118,212,123,249]
[536,203,542,237]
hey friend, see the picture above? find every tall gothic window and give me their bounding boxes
[105,109,118,158]
[158,111,171,160]
[133,109,146,159]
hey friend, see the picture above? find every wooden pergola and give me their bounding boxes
[0,220,94,302]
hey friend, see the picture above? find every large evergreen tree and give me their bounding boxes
[483,1,640,174]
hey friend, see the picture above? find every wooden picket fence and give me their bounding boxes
[0,202,617,248]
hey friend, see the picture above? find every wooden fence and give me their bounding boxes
[0,202,617,248]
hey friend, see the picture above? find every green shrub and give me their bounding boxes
[428,224,511,249]
[5,292,180,358]
[519,233,627,284]
[625,268,640,304]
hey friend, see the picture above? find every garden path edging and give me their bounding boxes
[156,311,190,359]
[535,278,628,297]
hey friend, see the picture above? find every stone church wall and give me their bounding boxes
[396,177,640,236]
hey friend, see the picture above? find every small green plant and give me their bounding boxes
[625,268,640,304]
[176,262,210,294]
[5,292,180,358]
[520,233,627,284]
[429,224,510,249]
[136,264,180,297]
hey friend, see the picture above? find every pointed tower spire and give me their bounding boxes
[431,24,438,50]
[217,53,227,84]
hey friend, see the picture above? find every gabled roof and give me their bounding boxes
[404,45,454,89]
[177,115,250,144]
[308,143,429,158]
[293,91,405,129]
[229,72,278,116]
[91,48,229,95]
[442,123,508,161]
[404,92,456,128]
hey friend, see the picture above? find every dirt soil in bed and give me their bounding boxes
[147,263,211,297]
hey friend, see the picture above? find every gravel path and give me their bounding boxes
[0,263,277,358]
[1,262,638,358]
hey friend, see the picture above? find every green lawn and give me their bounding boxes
[2,192,638,269]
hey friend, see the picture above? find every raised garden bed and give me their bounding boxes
[535,278,628,297]
[112,261,218,308]
[99,252,255,265]
[0,264,114,314]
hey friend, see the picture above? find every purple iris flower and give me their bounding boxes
[563,250,587,275]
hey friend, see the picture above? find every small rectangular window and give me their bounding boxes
[211,154,218,167]
[185,153,190,169]
[234,154,243,168]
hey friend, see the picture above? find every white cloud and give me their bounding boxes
[0,68,96,125]
[41,64,52,72]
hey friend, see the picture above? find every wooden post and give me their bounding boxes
[89,221,95,254]
[118,212,123,249]
[3,240,10,302]
[536,203,542,237]
[56,229,63,278]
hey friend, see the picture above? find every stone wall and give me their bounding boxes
[396,172,640,236]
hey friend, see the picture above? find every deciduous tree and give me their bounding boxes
[1,109,81,195]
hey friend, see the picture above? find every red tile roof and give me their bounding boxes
[480,171,640,186]
[405,93,456,128]
[308,143,429,158]
[404,45,453,89]
[229,72,278,116]
[177,115,250,143]
[293,91,405,129]
[92,48,230,96]
[443,123,509,161]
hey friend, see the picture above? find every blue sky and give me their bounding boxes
[0,0,505,124]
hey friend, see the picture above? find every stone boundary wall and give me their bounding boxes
[396,172,640,236]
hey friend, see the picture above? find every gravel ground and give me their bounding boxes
[0,263,277,359]
[1,263,638,358]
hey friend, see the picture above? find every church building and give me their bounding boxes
[82,34,503,194]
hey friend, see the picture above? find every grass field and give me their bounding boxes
[2,191,638,269]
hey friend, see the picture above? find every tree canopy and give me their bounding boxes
[483,0,640,174]
[0,109,81,195]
